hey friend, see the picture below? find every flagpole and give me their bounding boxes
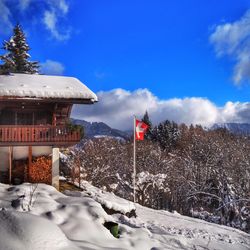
[133,115,136,203]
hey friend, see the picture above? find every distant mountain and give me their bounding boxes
[72,120,250,138]
[211,123,250,136]
[71,118,131,140]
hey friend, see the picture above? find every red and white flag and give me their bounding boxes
[135,119,149,140]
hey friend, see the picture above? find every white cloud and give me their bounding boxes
[0,0,71,41]
[40,59,64,75]
[72,89,157,130]
[0,0,12,35]
[57,0,68,14]
[72,89,232,130]
[210,10,250,84]
[43,0,71,41]
[155,97,219,126]
[71,88,249,130]
[43,10,70,41]
[220,101,250,123]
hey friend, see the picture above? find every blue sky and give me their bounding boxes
[1,0,250,129]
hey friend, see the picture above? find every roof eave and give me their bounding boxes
[0,96,98,104]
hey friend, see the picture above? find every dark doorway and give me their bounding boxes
[12,159,28,184]
[16,112,33,125]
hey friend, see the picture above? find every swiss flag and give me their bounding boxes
[135,119,149,140]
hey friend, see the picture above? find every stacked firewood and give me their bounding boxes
[29,156,52,184]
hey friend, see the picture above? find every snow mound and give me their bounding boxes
[0,210,77,250]
[0,182,249,249]
[68,180,136,215]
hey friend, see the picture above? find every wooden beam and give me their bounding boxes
[52,113,56,126]
[28,146,32,182]
[8,146,12,184]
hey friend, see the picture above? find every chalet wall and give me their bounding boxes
[13,146,52,160]
[32,146,52,157]
[13,146,28,160]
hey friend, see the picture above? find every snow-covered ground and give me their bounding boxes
[0,182,249,250]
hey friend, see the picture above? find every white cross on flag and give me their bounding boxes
[135,119,149,140]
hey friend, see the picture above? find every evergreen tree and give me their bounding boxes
[0,24,39,74]
[141,111,153,140]
[152,120,180,151]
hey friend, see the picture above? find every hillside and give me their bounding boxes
[0,182,249,250]
[71,118,131,139]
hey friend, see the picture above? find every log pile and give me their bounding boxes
[29,156,52,184]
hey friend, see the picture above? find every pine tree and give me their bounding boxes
[141,111,153,140]
[0,24,39,74]
[152,120,180,151]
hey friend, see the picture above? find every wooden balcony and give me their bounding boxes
[0,125,81,146]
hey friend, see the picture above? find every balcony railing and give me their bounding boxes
[0,125,81,146]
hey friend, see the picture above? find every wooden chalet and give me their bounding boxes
[0,73,97,189]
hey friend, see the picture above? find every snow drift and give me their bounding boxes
[0,182,249,250]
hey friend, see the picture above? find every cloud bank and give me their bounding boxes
[72,88,250,130]
[0,0,71,41]
[210,10,250,84]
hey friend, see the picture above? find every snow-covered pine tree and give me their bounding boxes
[0,24,39,74]
[141,111,153,140]
[152,120,180,151]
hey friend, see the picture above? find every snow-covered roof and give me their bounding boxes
[0,73,98,103]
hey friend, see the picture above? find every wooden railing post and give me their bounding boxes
[9,146,13,184]
[28,146,32,182]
